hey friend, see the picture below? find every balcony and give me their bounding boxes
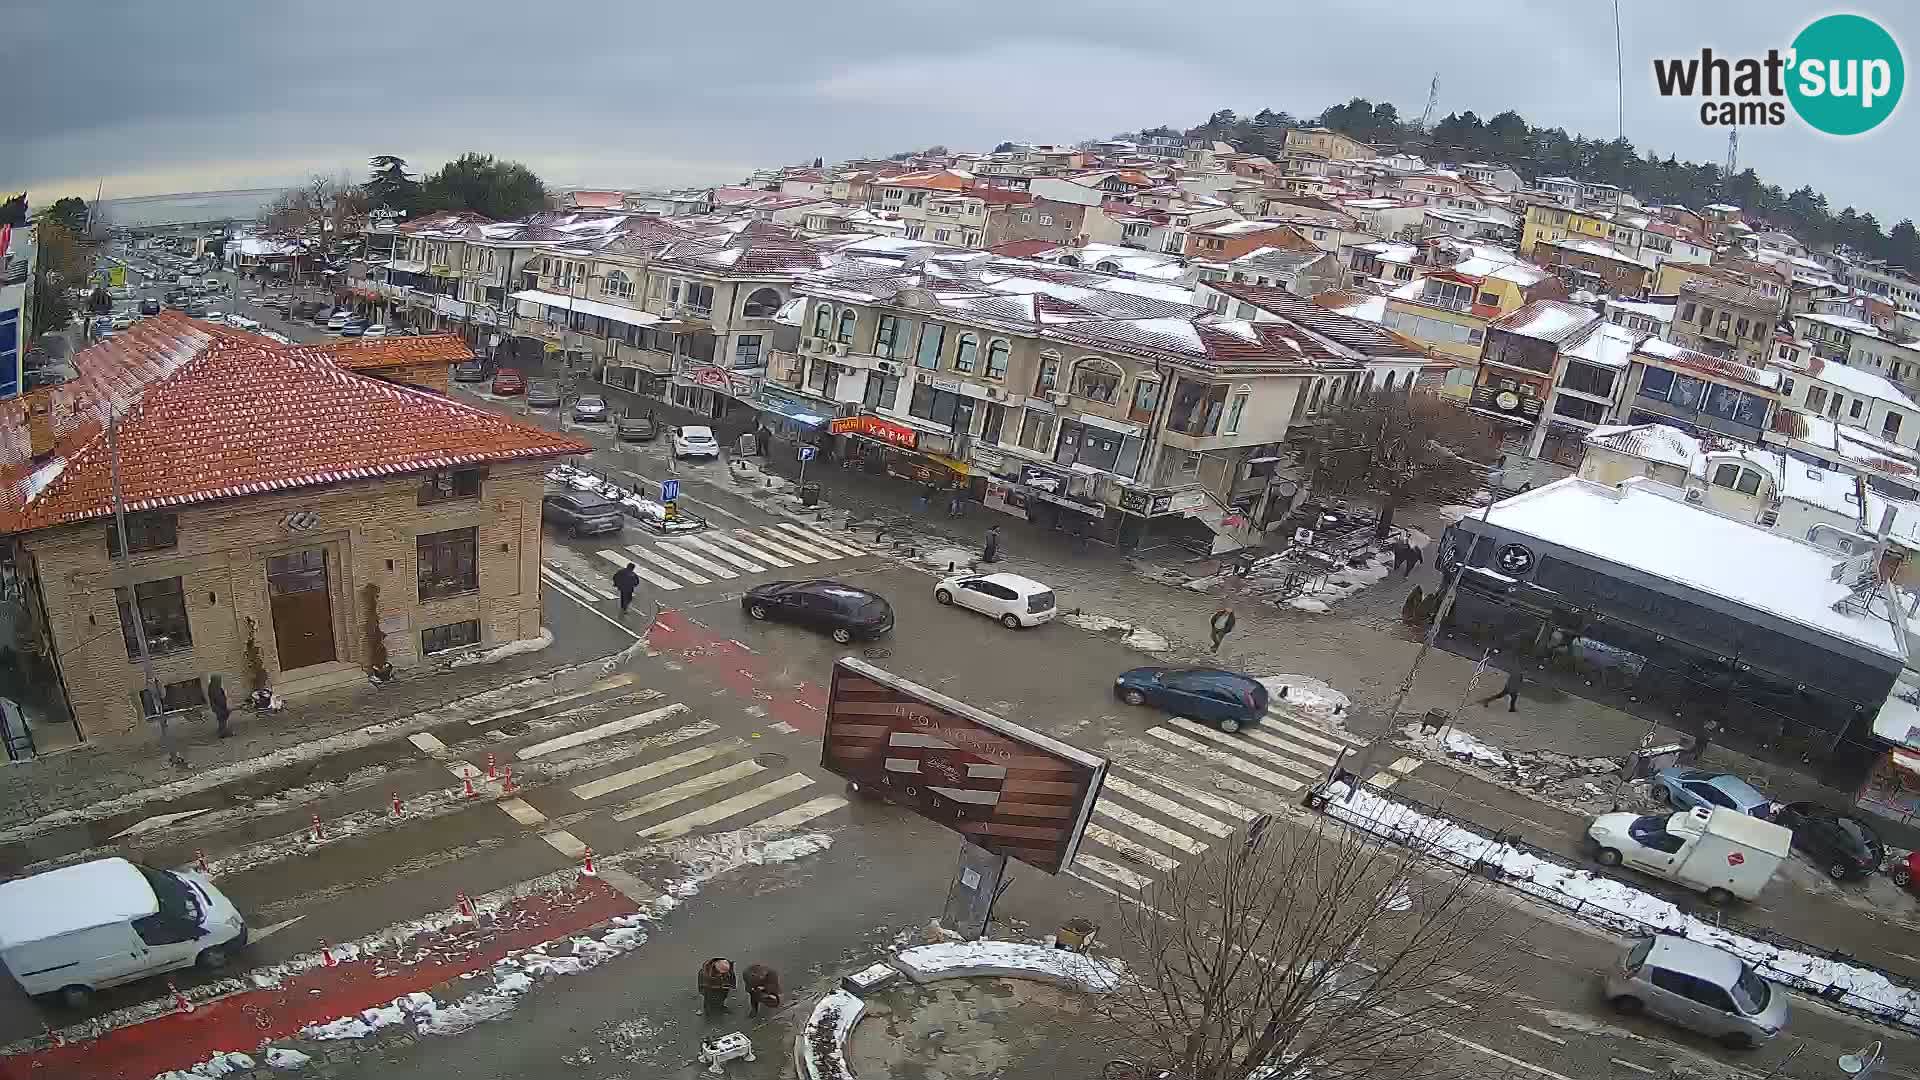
[1469,385,1544,425]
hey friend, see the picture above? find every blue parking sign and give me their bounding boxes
[799,446,816,462]
[660,478,680,502]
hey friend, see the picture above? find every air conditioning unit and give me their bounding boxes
[1684,488,1704,504]
[1048,391,1071,406]
[875,360,905,377]
[834,342,850,356]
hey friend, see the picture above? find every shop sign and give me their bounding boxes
[929,375,961,392]
[1165,488,1208,514]
[970,445,1005,471]
[1118,489,1153,514]
[832,415,918,449]
[728,372,759,398]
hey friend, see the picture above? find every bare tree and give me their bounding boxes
[1089,813,1526,1080]
[1313,390,1501,540]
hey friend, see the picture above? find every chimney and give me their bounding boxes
[26,397,54,460]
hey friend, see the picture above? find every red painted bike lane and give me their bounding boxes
[647,610,831,734]
[3,879,634,1080]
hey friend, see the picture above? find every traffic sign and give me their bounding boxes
[660,478,680,502]
[799,446,816,463]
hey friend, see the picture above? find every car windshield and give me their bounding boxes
[1730,965,1770,1013]
[1833,816,1876,852]
[1626,815,1672,844]
[138,864,201,925]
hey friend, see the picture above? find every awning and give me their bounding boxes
[773,297,809,327]
[758,395,829,427]
[1073,413,1144,437]
[510,289,664,329]
[386,260,428,274]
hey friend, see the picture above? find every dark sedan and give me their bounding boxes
[452,360,490,383]
[541,492,625,538]
[1114,666,1269,733]
[742,580,893,644]
[616,413,658,442]
[1769,802,1883,880]
[525,380,562,408]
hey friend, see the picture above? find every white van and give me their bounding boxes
[0,857,247,1006]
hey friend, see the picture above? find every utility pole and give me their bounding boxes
[106,412,185,770]
[1725,129,1739,178]
[1417,73,1441,131]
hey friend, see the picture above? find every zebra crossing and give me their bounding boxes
[544,522,873,597]
[1068,707,1368,895]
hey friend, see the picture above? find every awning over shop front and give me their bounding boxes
[758,396,830,427]
[385,260,428,274]
[510,290,664,329]
[1073,413,1144,437]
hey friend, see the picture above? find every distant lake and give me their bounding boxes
[98,188,288,228]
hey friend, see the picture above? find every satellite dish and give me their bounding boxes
[1839,1042,1882,1076]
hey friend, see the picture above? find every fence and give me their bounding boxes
[1320,783,1920,1035]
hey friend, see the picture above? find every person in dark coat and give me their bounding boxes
[698,957,736,1015]
[612,563,641,614]
[744,963,782,1017]
[208,674,232,739]
[1477,669,1524,712]
[983,525,1002,563]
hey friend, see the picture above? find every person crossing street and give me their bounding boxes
[612,562,641,615]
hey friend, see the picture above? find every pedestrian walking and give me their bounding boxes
[757,425,772,457]
[1209,608,1237,654]
[948,491,966,518]
[744,963,782,1017]
[208,674,232,739]
[612,563,641,614]
[983,525,1001,564]
[698,957,736,1015]
[1476,669,1524,713]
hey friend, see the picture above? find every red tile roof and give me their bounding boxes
[989,239,1058,258]
[1,312,589,532]
[311,334,474,370]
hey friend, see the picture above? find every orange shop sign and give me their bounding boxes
[830,415,918,449]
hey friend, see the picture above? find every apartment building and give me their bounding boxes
[1532,237,1654,296]
[1282,128,1377,161]
[1619,337,1783,443]
[0,219,33,400]
[1671,278,1776,365]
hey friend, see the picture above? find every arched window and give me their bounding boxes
[812,303,833,338]
[742,287,782,318]
[953,334,979,373]
[1095,260,1121,273]
[1363,371,1376,394]
[601,270,634,298]
[1382,372,1397,393]
[1308,380,1325,412]
[1071,357,1124,403]
[985,339,1010,379]
[836,307,858,344]
[1059,256,1081,267]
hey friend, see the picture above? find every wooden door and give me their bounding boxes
[267,549,337,671]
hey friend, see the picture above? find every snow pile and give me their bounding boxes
[653,830,835,915]
[923,546,979,571]
[264,1048,312,1070]
[155,1052,256,1078]
[1286,597,1330,614]
[802,990,865,1080]
[1404,724,1509,767]
[894,941,1124,992]
[302,992,436,1040]
[1322,783,1920,1019]
[1257,675,1350,723]
[545,465,702,532]
[447,627,554,668]
[1060,612,1172,653]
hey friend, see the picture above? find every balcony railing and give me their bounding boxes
[1469,386,1544,423]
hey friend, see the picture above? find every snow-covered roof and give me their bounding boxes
[1808,357,1918,409]
[1584,423,1700,468]
[1540,237,1656,270]
[1494,300,1599,345]
[1636,337,1782,391]
[1564,322,1641,368]
[1605,298,1676,324]
[1472,478,1901,658]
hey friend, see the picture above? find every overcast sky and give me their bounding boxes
[4,1,1916,223]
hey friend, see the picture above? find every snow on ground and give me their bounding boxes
[1256,675,1350,724]
[447,627,554,668]
[1286,597,1330,614]
[1322,782,1920,1018]
[922,547,980,572]
[650,829,834,915]
[894,941,1125,991]
[155,1051,255,1078]
[1060,612,1171,653]
[264,1047,312,1070]
[1395,720,1620,812]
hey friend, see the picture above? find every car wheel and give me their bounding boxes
[1000,613,1021,629]
[1893,863,1912,887]
[197,945,229,972]
[748,604,770,620]
[1648,784,1670,805]
[1607,995,1642,1015]
[1596,847,1623,867]
[1704,887,1734,907]
[935,589,953,605]
[1121,688,1146,706]
[59,984,91,1009]
[1828,861,1853,881]
[1719,1032,1755,1051]
[831,627,854,645]
[1218,717,1242,734]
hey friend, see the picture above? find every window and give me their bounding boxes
[1551,394,1609,424]
[908,383,963,428]
[863,372,900,411]
[1735,317,1750,340]
[417,468,483,505]
[1782,377,1795,396]
[601,270,634,299]
[649,275,664,302]
[741,288,782,318]
[1224,391,1249,434]
[1071,358,1123,403]
[1036,352,1060,393]
[1477,291,1499,307]
[139,678,205,718]
[915,322,946,369]
[117,577,191,658]
[1711,463,1741,488]
[1850,398,1864,419]
[1885,413,1904,439]
[953,334,979,373]
[1039,214,1053,226]
[106,512,179,557]
[1679,302,1697,323]
[1560,361,1615,398]
[1018,410,1056,453]
[875,314,901,358]
[1132,378,1161,416]
[985,339,1010,379]
[934,229,952,243]
[1019,212,1032,223]
[836,308,858,344]
[1806,386,1828,413]
[423,619,481,655]
[1235,302,1257,319]
[734,334,764,368]
[812,304,833,337]
[417,527,479,600]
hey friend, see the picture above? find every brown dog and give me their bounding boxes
[744,963,782,1017]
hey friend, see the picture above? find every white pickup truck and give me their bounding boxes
[1588,805,1792,905]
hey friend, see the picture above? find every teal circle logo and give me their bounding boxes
[1788,14,1904,135]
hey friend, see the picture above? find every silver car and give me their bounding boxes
[1604,934,1787,1049]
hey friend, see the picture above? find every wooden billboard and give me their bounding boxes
[821,657,1107,875]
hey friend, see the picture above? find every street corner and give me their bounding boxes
[1,874,639,1080]
[643,609,831,734]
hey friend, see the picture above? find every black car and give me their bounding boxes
[451,360,491,383]
[1770,801,1883,880]
[139,298,162,316]
[616,413,658,442]
[742,580,893,644]
[541,492,625,538]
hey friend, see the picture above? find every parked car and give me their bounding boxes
[325,312,350,331]
[934,572,1057,629]
[1894,850,1920,891]
[1768,801,1883,880]
[363,324,387,338]
[1647,769,1772,817]
[110,313,134,330]
[138,298,162,316]
[541,492,625,538]
[1603,934,1786,1049]
[203,311,226,324]
[339,322,365,337]
[616,413,658,442]
[741,580,894,644]
[525,380,562,408]
[491,369,527,396]
[1114,666,1269,733]
[451,360,490,383]
[571,395,610,423]
[671,424,721,459]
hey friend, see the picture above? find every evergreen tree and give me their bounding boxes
[365,155,421,214]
